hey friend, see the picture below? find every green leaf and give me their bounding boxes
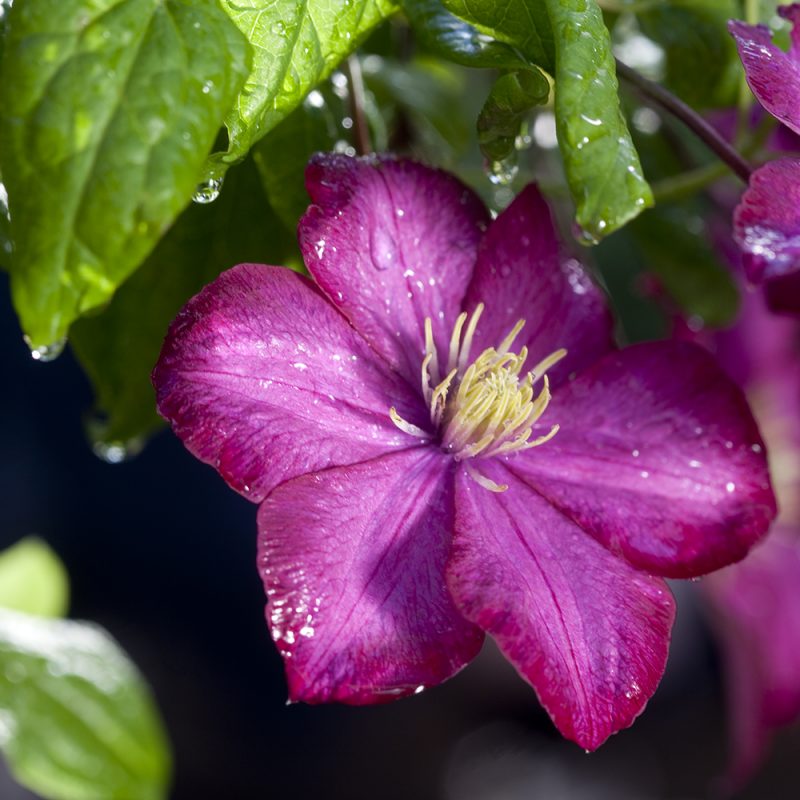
[477,69,550,163]
[217,0,398,165]
[402,0,539,70]
[637,0,740,109]
[70,159,295,454]
[0,539,69,619]
[544,0,652,241]
[252,95,340,232]
[631,206,740,327]
[0,0,249,352]
[441,0,555,71]
[0,610,171,800]
[0,176,10,271]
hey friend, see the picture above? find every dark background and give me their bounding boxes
[1,271,799,800]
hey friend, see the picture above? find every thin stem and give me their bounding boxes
[344,55,371,156]
[616,59,754,182]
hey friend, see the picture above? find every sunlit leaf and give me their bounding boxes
[0,539,69,619]
[543,0,652,241]
[70,159,294,454]
[0,610,171,800]
[0,0,249,352]
[216,0,398,165]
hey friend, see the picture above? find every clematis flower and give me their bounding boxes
[681,289,800,786]
[152,154,775,750]
[729,4,800,305]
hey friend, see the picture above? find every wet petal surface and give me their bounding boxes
[448,462,675,750]
[258,448,483,703]
[153,264,428,502]
[299,154,489,385]
[513,341,775,578]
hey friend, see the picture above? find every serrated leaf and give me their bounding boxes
[477,68,550,163]
[70,159,294,452]
[0,610,171,800]
[0,0,249,351]
[216,0,398,165]
[402,0,536,70]
[0,539,69,619]
[638,0,739,109]
[544,0,652,241]
[631,207,740,327]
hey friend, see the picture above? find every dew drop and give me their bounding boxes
[201,79,214,95]
[485,153,518,186]
[92,438,142,464]
[369,226,398,271]
[192,176,223,204]
[26,336,66,362]
[271,21,286,36]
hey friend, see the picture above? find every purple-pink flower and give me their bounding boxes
[152,154,775,750]
[730,5,800,297]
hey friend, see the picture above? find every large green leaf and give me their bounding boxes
[216,0,398,165]
[0,539,69,619]
[402,0,534,69]
[637,0,739,109]
[70,159,294,455]
[544,0,652,241]
[441,0,555,71]
[0,0,249,353]
[0,610,171,800]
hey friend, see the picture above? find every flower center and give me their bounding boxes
[390,303,566,491]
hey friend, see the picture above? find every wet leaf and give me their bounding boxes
[0,539,69,619]
[0,610,171,800]
[477,68,550,163]
[217,0,398,165]
[0,0,249,351]
[70,159,294,453]
[544,0,652,241]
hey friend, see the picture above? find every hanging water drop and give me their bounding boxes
[485,153,518,186]
[25,336,66,362]
[514,120,533,151]
[193,175,223,204]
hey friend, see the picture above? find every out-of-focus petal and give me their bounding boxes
[512,341,775,578]
[299,154,489,385]
[704,525,800,787]
[734,159,800,284]
[462,185,614,387]
[448,462,675,750]
[729,8,800,135]
[153,264,428,503]
[765,271,800,314]
[258,448,483,704]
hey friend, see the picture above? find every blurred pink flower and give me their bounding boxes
[153,155,775,750]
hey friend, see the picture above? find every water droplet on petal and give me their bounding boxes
[25,336,66,362]
[192,176,223,204]
[369,226,398,271]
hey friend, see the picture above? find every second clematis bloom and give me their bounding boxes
[152,154,775,750]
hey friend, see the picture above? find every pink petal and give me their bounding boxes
[258,448,483,703]
[299,154,489,385]
[462,185,614,387]
[733,159,800,283]
[153,264,428,503]
[705,525,800,786]
[514,341,775,578]
[448,462,675,750]
[729,9,800,136]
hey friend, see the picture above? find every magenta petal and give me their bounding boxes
[514,341,775,578]
[258,448,483,704]
[299,154,490,384]
[462,185,613,387]
[448,462,675,750]
[705,525,800,786]
[734,159,800,283]
[153,264,428,503]
[729,10,800,136]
